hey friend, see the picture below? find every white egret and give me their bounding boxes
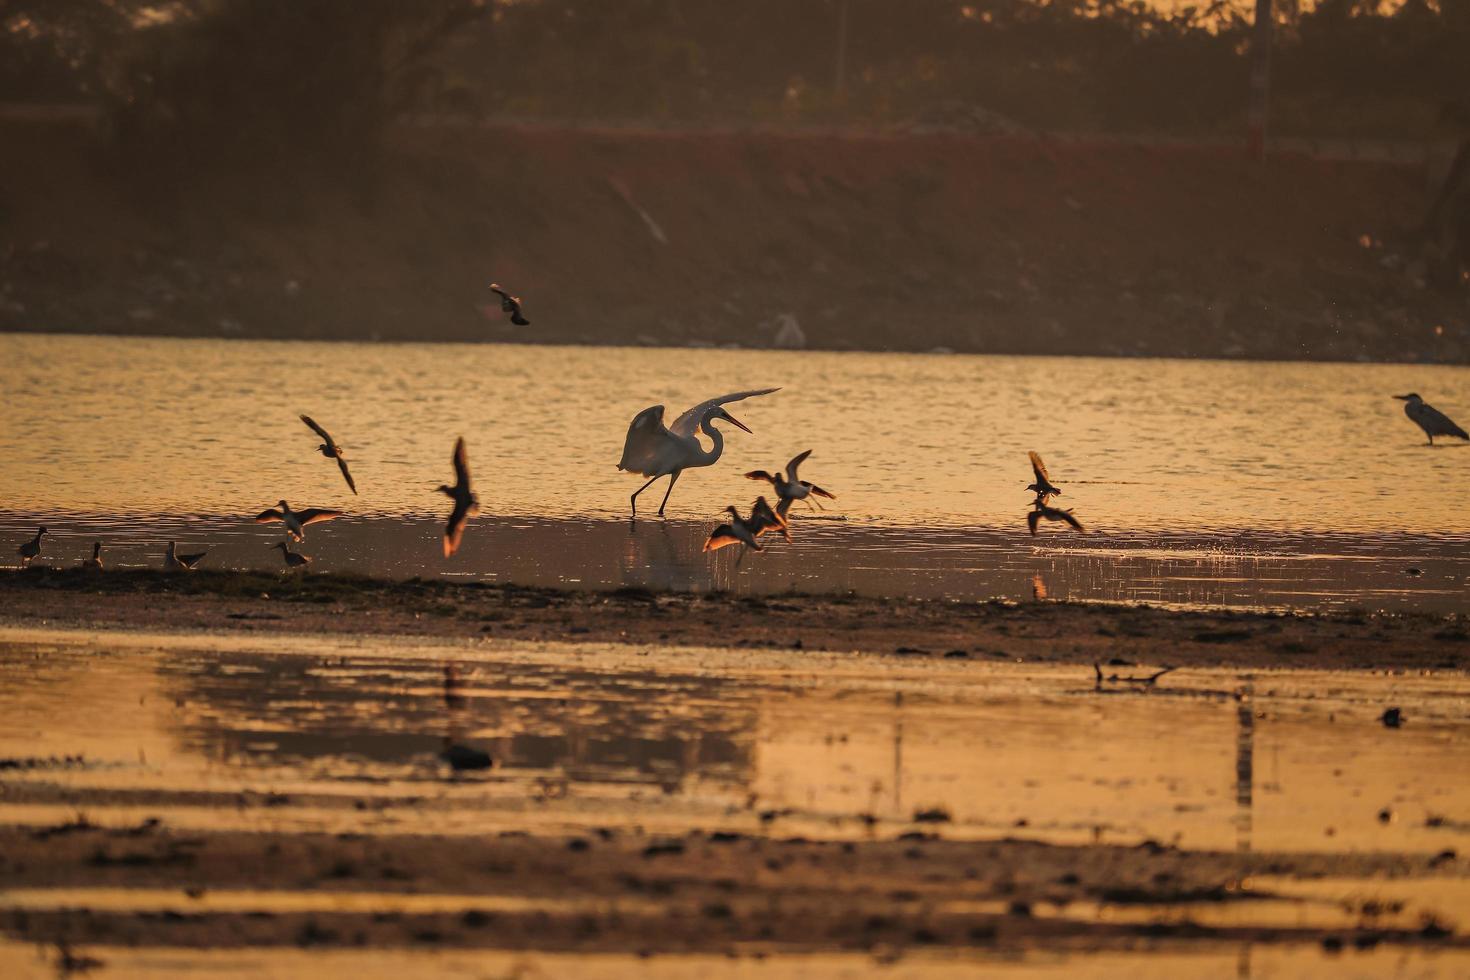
[300,415,357,494]
[165,541,207,571]
[618,388,779,516]
[1394,394,1468,445]
[437,437,480,557]
[17,526,46,566]
[254,500,345,542]
[745,449,836,519]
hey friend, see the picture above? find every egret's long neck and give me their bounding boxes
[696,416,725,466]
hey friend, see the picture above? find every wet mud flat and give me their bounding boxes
[1,574,1468,976]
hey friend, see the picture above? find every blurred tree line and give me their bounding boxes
[2,0,1467,146]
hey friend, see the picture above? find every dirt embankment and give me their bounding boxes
[2,119,1464,361]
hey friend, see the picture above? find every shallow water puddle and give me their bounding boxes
[2,626,1467,856]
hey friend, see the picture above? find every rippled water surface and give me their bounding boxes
[3,334,1469,610]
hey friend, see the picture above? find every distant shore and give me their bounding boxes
[1,568,1464,672]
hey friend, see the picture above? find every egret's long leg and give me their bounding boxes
[657,471,681,516]
[630,475,660,516]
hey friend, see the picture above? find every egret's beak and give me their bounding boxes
[724,412,752,434]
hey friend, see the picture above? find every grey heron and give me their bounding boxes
[270,542,311,568]
[254,500,345,542]
[1026,451,1062,499]
[16,526,46,566]
[489,283,529,326]
[703,497,787,553]
[1394,394,1468,445]
[81,541,103,570]
[165,541,207,571]
[745,449,836,519]
[437,436,480,557]
[619,388,779,516]
[300,415,357,494]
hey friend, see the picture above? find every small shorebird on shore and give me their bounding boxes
[619,388,779,517]
[1027,451,1062,500]
[1394,393,1468,445]
[254,500,344,542]
[81,541,103,570]
[489,283,530,326]
[300,415,357,494]
[745,449,836,519]
[165,541,207,571]
[270,542,311,568]
[1027,497,1084,536]
[703,497,787,553]
[437,437,480,557]
[16,526,46,566]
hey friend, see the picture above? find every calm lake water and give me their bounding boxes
[3,334,1468,610]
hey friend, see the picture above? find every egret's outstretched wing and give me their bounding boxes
[296,509,345,526]
[300,415,334,445]
[336,456,357,495]
[619,405,684,476]
[1028,451,1051,485]
[670,388,780,437]
[785,449,812,481]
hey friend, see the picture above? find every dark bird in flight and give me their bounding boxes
[1027,498,1085,536]
[16,526,46,566]
[437,437,480,557]
[489,283,530,326]
[1394,393,1468,445]
[270,542,311,568]
[254,500,345,542]
[1026,451,1062,499]
[165,541,207,571]
[300,415,357,494]
[703,497,788,553]
[745,449,836,519]
[81,541,103,570]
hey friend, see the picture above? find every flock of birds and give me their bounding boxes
[9,283,1470,573]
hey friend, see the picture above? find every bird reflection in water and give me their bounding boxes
[440,663,492,774]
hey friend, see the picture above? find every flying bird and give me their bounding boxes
[300,415,357,494]
[1394,393,1468,445]
[270,542,311,568]
[745,449,836,519]
[1026,451,1062,499]
[16,526,46,566]
[618,388,779,516]
[254,500,345,542]
[437,436,480,557]
[81,541,103,570]
[165,541,207,571]
[489,283,529,326]
[1027,499,1085,536]
[703,497,788,553]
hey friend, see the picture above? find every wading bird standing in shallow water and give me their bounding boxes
[254,500,344,543]
[745,449,836,520]
[437,437,480,557]
[703,498,788,553]
[270,542,311,569]
[1394,394,1468,445]
[1026,451,1062,500]
[16,526,46,566]
[165,541,207,571]
[81,541,103,570]
[619,388,779,517]
[300,415,357,494]
[489,283,529,326]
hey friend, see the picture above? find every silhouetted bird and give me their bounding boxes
[300,415,357,494]
[703,497,787,553]
[489,283,530,326]
[165,541,207,571]
[441,738,493,771]
[16,526,46,566]
[81,541,103,570]
[1026,451,1062,499]
[745,449,836,519]
[270,542,311,568]
[1394,393,1468,445]
[254,500,344,542]
[619,388,779,516]
[1027,498,1084,536]
[437,437,480,557]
